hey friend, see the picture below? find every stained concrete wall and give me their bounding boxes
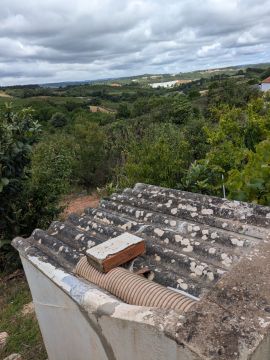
[21,258,199,360]
[22,258,109,360]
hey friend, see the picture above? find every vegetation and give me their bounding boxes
[118,123,190,188]
[1,63,270,274]
[0,107,41,270]
[227,139,270,204]
[0,275,47,359]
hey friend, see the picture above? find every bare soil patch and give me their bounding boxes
[0,91,12,98]
[61,193,100,219]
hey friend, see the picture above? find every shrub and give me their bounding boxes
[30,134,75,196]
[20,134,76,231]
[118,123,191,188]
[49,112,68,127]
[117,104,131,119]
[170,95,193,125]
[73,120,107,188]
[227,139,270,205]
[181,101,270,197]
[0,106,40,243]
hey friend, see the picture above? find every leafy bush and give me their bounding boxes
[0,110,76,271]
[31,134,75,194]
[183,117,209,160]
[207,79,259,109]
[49,112,68,127]
[182,101,270,196]
[21,134,76,230]
[170,95,193,125]
[0,106,41,245]
[73,120,107,188]
[118,123,191,188]
[117,104,131,119]
[181,161,225,196]
[227,139,270,205]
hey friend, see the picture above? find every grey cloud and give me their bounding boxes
[0,0,270,85]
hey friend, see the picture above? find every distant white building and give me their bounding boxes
[150,80,178,88]
[260,77,270,92]
[150,79,192,89]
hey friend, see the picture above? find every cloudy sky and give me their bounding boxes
[1,0,270,85]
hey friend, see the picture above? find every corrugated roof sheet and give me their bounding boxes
[13,183,270,300]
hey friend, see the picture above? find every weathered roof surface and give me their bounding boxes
[262,76,270,83]
[13,183,270,299]
[12,183,270,359]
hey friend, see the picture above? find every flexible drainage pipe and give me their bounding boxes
[76,256,195,312]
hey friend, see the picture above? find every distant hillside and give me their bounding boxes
[38,62,270,88]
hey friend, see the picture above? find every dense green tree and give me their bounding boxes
[118,123,191,188]
[0,106,40,243]
[183,100,270,196]
[227,139,270,205]
[207,79,260,109]
[30,134,75,197]
[170,95,193,125]
[22,134,76,231]
[50,112,68,127]
[73,120,107,188]
[65,101,81,112]
[260,67,270,80]
[132,98,151,117]
[33,104,55,123]
[181,161,224,195]
[117,103,131,118]
[183,117,209,160]
[188,89,201,100]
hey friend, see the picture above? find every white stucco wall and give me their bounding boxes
[21,257,200,360]
[261,83,270,92]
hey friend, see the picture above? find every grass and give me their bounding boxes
[0,273,47,360]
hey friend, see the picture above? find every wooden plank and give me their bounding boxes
[86,232,145,273]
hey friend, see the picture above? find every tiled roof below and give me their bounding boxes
[262,76,270,83]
